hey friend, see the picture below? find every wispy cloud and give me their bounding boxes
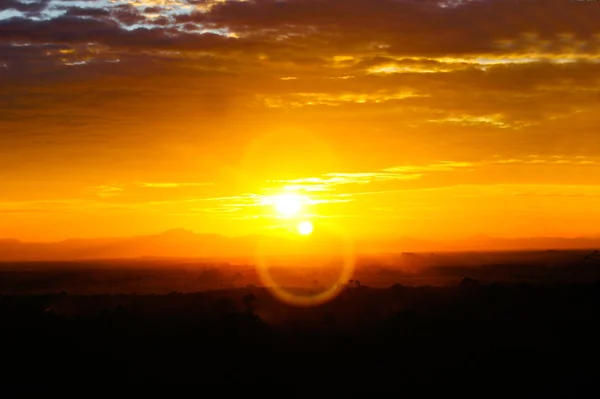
[496,184,600,199]
[260,162,476,197]
[90,182,213,198]
[91,185,125,198]
[192,194,263,204]
[427,114,530,129]
[0,199,137,215]
[489,155,600,166]
[191,206,243,214]
[260,91,425,108]
[367,183,600,200]
[186,193,265,216]
[136,182,213,188]
[384,161,475,174]
[270,170,426,193]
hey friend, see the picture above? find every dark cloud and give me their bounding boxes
[63,7,111,18]
[0,15,282,56]
[0,0,51,16]
[110,4,147,26]
[178,0,600,56]
[1,0,598,60]
[144,6,163,14]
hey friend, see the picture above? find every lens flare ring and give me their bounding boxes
[254,222,355,307]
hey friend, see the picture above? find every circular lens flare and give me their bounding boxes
[255,222,355,307]
[297,221,314,236]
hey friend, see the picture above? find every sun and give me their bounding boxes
[297,220,314,236]
[273,193,304,217]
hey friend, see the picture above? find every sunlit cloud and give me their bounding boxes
[91,185,125,198]
[136,182,213,188]
[368,64,454,74]
[404,184,600,200]
[426,115,529,129]
[0,199,136,215]
[384,162,475,174]
[488,155,600,166]
[325,172,424,183]
[269,170,424,193]
[191,206,242,214]
[260,91,425,108]
[192,194,263,204]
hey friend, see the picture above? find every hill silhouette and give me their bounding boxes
[1,230,600,261]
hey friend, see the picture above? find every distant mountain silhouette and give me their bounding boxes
[0,230,600,261]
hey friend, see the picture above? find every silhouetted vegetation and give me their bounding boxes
[1,252,599,394]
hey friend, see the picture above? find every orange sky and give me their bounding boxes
[1,0,600,242]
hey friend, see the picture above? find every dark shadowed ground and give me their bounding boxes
[0,250,599,396]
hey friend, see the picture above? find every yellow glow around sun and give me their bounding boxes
[273,193,304,217]
[297,220,314,235]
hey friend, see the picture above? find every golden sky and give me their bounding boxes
[1,0,600,242]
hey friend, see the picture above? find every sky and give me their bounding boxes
[1,0,600,242]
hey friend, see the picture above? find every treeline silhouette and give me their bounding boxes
[2,251,600,295]
[1,280,599,395]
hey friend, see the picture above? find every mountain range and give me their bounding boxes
[1,229,600,261]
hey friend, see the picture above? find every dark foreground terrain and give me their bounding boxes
[1,252,599,395]
[1,280,599,396]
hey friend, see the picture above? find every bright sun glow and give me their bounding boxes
[273,193,304,217]
[297,220,314,235]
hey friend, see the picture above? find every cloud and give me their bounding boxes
[0,0,51,17]
[384,162,475,174]
[426,114,529,129]
[91,185,125,198]
[136,182,213,188]
[488,155,600,166]
[259,90,425,108]
[2,1,599,65]
[269,170,425,193]
[257,162,478,207]
[412,184,600,200]
[0,199,135,215]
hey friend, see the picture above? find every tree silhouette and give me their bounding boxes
[459,277,479,288]
[243,293,257,312]
[348,279,361,289]
[585,251,600,262]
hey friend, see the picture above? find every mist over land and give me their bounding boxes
[2,228,600,261]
